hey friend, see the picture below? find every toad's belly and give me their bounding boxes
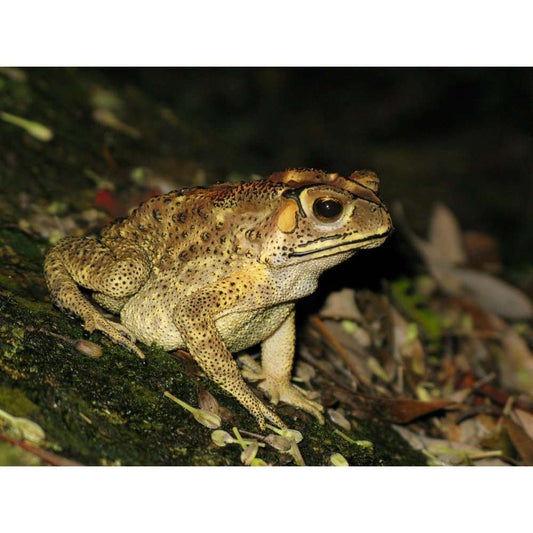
[121,295,293,353]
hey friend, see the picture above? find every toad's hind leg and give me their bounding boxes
[44,236,150,359]
[92,293,130,314]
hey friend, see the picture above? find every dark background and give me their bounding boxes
[106,68,533,271]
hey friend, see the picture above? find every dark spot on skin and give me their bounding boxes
[198,207,209,219]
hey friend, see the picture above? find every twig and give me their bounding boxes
[299,346,355,393]
[309,316,367,386]
[0,431,82,466]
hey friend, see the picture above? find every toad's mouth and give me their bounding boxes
[288,228,392,258]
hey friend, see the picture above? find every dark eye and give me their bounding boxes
[313,198,343,221]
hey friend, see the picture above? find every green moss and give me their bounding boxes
[0,228,44,262]
[0,386,39,417]
[0,441,44,466]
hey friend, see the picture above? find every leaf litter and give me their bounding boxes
[295,201,533,465]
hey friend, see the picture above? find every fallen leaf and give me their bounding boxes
[497,328,533,394]
[319,288,363,321]
[442,412,498,447]
[366,395,458,424]
[264,434,292,452]
[74,339,103,358]
[393,425,507,466]
[453,268,533,321]
[330,453,349,466]
[294,361,316,386]
[164,391,221,429]
[409,233,463,293]
[428,203,467,265]
[241,441,259,466]
[198,388,220,418]
[327,408,351,431]
[514,408,533,441]
[0,409,46,444]
[502,417,533,465]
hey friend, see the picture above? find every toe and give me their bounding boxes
[92,317,146,359]
[260,380,325,424]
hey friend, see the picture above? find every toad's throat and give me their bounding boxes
[289,229,391,257]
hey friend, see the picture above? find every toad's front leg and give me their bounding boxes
[242,307,325,424]
[172,273,286,430]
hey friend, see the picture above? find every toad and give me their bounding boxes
[44,169,392,429]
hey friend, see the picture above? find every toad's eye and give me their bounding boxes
[313,198,343,221]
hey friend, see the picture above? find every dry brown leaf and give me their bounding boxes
[411,247,532,320]
[393,425,507,466]
[319,288,363,321]
[366,395,457,424]
[442,413,498,447]
[514,408,533,441]
[198,388,220,417]
[327,408,351,431]
[453,268,533,321]
[428,203,467,265]
[498,328,533,394]
[294,361,316,386]
[391,201,462,292]
[409,234,465,294]
[503,417,533,465]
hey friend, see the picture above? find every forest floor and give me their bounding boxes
[1,68,532,466]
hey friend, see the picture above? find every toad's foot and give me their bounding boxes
[83,315,146,360]
[241,358,324,424]
[251,395,287,431]
[259,379,325,424]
